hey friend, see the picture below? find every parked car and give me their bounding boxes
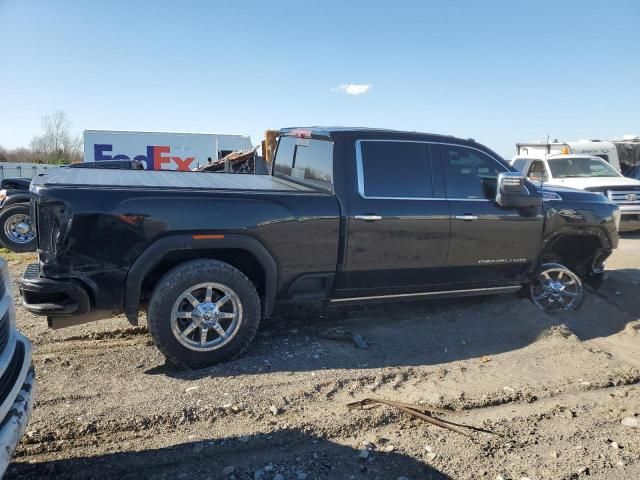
[0,178,35,253]
[20,127,619,368]
[0,257,35,476]
[511,154,640,231]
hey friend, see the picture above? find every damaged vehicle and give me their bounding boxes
[0,258,35,475]
[20,127,619,367]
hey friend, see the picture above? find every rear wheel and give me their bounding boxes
[530,263,583,312]
[0,204,36,252]
[147,259,261,368]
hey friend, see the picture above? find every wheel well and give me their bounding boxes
[141,249,266,304]
[543,234,603,275]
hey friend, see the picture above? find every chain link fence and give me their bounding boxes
[0,163,60,181]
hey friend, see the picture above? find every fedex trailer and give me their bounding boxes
[83,130,253,171]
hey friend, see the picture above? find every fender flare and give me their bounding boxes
[124,234,278,324]
[2,193,31,207]
[529,226,612,277]
[540,226,612,254]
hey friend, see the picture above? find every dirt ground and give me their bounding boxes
[3,234,640,480]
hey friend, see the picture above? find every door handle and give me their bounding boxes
[455,214,478,221]
[354,215,383,221]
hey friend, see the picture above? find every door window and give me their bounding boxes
[441,146,506,199]
[527,160,548,182]
[358,141,432,198]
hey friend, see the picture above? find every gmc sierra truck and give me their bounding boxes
[20,128,620,368]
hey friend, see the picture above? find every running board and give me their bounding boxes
[328,285,522,304]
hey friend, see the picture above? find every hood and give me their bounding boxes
[539,184,611,203]
[546,176,640,190]
[0,178,31,190]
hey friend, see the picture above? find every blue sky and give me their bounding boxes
[1,0,639,157]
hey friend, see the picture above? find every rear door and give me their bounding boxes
[343,140,451,293]
[438,144,544,285]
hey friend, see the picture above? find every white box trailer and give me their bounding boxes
[83,130,253,171]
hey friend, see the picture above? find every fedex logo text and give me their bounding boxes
[94,144,195,171]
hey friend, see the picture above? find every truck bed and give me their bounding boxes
[31,168,315,192]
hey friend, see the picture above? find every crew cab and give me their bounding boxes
[20,128,620,367]
[511,154,640,231]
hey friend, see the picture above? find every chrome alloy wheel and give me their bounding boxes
[531,264,583,312]
[170,282,243,351]
[4,213,34,244]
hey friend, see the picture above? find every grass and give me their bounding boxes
[0,247,38,267]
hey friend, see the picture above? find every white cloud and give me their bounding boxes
[333,83,372,95]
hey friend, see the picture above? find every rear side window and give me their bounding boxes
[274,136,333,190]
[273,137,296,176]
[359,141,432,198]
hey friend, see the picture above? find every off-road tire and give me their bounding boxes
[0,204,36,252]
[147,259,261,368]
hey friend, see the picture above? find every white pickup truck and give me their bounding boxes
[511,154,640,231]
[0,258,35,475]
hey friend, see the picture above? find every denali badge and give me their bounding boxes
[478,258,527,264]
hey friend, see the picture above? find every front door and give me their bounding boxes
[438,144,544,285]
[342,140,451,294]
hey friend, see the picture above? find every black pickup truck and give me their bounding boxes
[20,127,620,367]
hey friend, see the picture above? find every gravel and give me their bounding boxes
[4,234,640,479]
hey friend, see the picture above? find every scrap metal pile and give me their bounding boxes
[195,146,261,174]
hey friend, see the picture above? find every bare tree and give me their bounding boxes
[30,111,83,164]
[5,147,39,163]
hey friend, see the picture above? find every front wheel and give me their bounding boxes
[147,259,261,368]
[530,263,584,313]
[0,204,36,252]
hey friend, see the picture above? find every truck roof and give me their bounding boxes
[279,126,506,163]
[280,126,468,143]
[546,154,604,161]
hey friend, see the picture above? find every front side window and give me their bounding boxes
[359,141,432,198]
[548,157,621,178]
[527,160,548,182]
[441,145,506,199]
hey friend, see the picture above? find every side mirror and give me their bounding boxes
[496,172,542,208]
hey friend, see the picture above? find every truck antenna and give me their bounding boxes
[545,134,550,155]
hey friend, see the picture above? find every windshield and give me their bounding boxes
[548,157,621,178]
